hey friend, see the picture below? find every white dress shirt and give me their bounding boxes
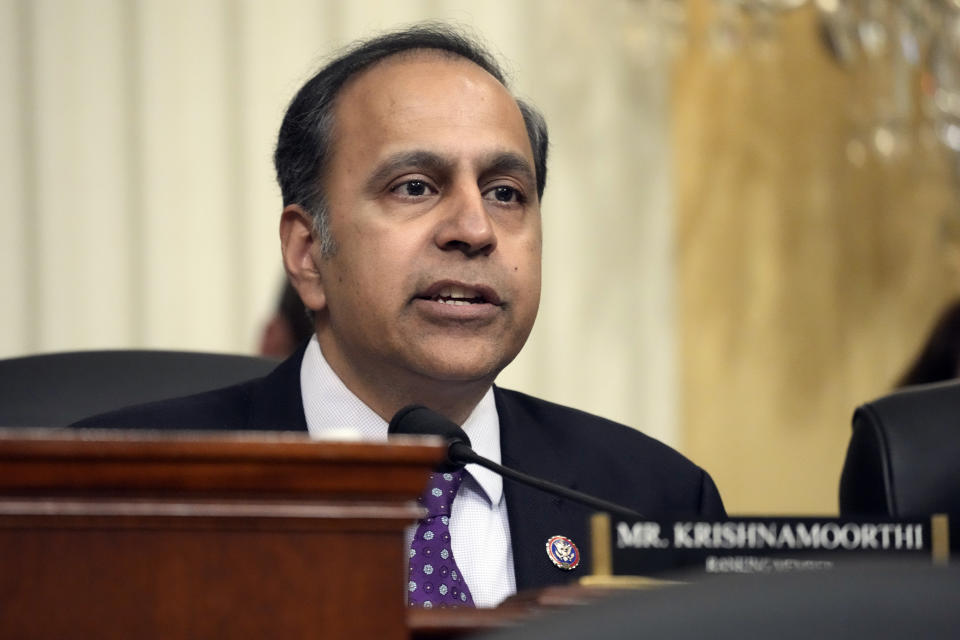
[300,337,517,607]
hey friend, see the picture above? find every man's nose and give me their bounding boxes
[433,186,497,257]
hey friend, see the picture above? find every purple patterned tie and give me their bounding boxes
[407,470,475,607]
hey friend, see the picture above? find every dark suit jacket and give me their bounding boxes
[74,344,725,591]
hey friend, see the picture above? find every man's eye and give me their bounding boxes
[393,180,435,197]
[486,186,523,204]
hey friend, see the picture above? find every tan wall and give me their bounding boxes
[675,2,960,514]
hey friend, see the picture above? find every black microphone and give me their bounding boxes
[388,404,644,520]
[388,404,471,472]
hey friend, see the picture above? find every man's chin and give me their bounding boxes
[410,351,513,387]
[417,362,502,386]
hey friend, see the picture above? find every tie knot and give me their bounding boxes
[419,470,464,518]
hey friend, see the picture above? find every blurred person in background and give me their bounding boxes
[259,280,314,359]
[896,299,960,388]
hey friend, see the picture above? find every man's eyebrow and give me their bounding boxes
[365,150,452,191]
[480,152,536,187]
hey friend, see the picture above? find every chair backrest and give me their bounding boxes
[0,350,279,428]
[839,380,960,517]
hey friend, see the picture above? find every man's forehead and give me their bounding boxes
[337,49,517,116]
[330,50,532,162]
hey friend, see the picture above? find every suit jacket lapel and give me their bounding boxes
[246,341,309,432]
[495,388,591,591]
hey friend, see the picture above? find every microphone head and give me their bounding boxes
[388,405,472,471]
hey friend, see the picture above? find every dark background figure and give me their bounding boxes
[258,280,314,359]
[896,299,960,387]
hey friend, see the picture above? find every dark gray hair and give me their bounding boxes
[274,23,549,255]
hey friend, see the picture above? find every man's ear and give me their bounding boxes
[280,205,327,312]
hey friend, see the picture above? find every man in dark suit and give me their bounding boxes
[76,24,724,605]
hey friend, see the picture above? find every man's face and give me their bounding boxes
[313,53,542,397]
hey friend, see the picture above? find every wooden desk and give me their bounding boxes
[0,429,444,640]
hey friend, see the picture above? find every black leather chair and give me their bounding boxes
[840,380,960,517]
[0,350,278,428]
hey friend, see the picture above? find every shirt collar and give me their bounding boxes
[300,336,504,505]
[460,388,504,506]
[301,336,387,441]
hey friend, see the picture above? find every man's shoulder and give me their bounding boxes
[494,386,726,518]
[494,387,686,463]
[71,346,307,432]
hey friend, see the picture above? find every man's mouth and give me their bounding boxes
[430,285,485,306]
[415,282,502,306]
